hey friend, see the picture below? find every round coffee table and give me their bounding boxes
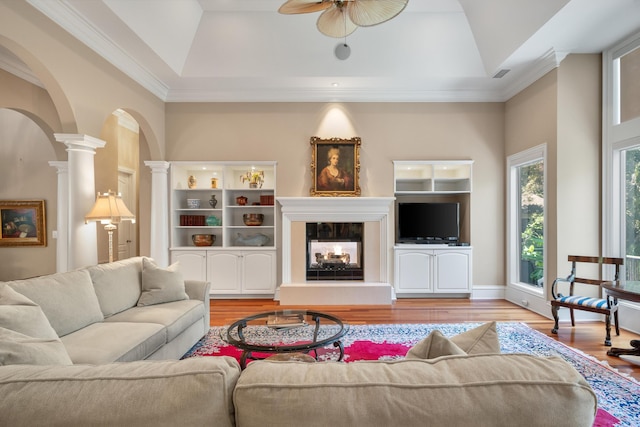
[220,310,348,369]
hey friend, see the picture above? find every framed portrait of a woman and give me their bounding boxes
[310,136,361,197]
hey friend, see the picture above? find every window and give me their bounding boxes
[604,30,640,333]
[506,145,547,314]
[618,45,640,124]
[508,145,546,289]
[518,161,544,286]
[624,147,640,279]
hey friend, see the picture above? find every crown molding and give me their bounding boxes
[27,0,169,101]
[499,49,569,100]
[0,50,43,88]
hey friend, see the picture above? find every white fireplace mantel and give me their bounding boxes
[277,197,395,305]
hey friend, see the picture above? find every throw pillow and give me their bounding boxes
[137,258,188,306]
[405,322,501,360]
[405,330,467,359]
[0,285,59,339]
[0,285,72,365]
[0,327,72,365]
[450,321,500,354]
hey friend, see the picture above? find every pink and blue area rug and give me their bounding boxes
[183,322,640,427]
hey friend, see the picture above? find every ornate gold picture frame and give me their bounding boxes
[0,200,47,247]
[310,136,361,197]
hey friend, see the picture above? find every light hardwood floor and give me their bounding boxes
[210,298,640,380]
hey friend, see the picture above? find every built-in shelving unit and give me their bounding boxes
[169,161,277,296]
[394,160,472,194]
[393,160,473,297]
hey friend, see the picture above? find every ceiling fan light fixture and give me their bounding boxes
[334,43,351,60]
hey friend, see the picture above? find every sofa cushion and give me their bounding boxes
[60,322,166,364]
[0,357,240,427]
[88,257,144,317]
[234,354,597,427]
[4,269,104,337]
[137,258,188,306]
[105,299,204,342]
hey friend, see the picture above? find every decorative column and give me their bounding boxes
[48,161,68,273]
[55,134,106,270]
[145,161,170,267]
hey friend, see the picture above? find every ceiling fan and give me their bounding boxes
[278,0,409,38]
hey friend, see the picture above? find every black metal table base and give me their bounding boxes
[607,339,640,357]
[239,339,345,369]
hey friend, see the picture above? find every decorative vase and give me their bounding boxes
[249,182,258,189]
[188,175,197,189]
[210,177,218,188]
[236,196,248,206]
[209,195,218,208]
[206,215,220,226]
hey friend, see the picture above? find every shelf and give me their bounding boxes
[170,161,276,250]
[394,160,472,194]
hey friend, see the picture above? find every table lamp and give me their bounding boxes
[85,190,136,263]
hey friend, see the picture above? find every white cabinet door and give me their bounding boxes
[434,249,471,293]
[395,250,433,294]
[207,252,242,293]
[242,251,276,293]
[171,251,207,282]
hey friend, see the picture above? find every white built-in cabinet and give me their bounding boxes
[393,160,473,296]
[169,161,277,296]
[394,246,472,295]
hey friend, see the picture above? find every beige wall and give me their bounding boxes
[0,108,57,280]
[0,1,604,292]
[166,102,505,287]
[0,1,164,279]
[557,54,602,281]
[505,54,602,295]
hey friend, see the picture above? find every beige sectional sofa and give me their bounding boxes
[0,262,596,426]
[0,256,210,364]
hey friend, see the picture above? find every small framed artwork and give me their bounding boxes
[0,200,47,247]
[310,136,361,197]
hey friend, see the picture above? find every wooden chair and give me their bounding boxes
[551,255,624,346]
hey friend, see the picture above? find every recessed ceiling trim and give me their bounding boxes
[499,49,569,101]
[165,88,507,103]
[27,0,169,100]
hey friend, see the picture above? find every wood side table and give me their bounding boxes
[602,281,640,366]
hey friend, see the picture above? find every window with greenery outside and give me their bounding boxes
[625,148,640,280]
[520,161,544,286]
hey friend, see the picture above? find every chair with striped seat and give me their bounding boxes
[551,255,624,346]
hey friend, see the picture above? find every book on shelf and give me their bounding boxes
[266,313,306,329]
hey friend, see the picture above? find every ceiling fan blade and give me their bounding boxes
[317,5,358,38]
[278,0,332,14]
[348,0,408,27]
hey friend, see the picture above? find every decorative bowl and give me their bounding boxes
[192,234,215,246]
[186,199,200,209]
[243,213,264,226]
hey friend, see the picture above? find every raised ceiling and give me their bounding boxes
[19,0,640,102]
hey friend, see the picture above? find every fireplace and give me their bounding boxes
[277,197,395,305]
[306,222,363,281]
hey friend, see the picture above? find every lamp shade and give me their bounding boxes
[85,190,135,224]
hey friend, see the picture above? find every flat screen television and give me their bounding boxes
[397,202,460,243]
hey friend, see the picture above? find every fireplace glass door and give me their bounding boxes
[306,222,363,281]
